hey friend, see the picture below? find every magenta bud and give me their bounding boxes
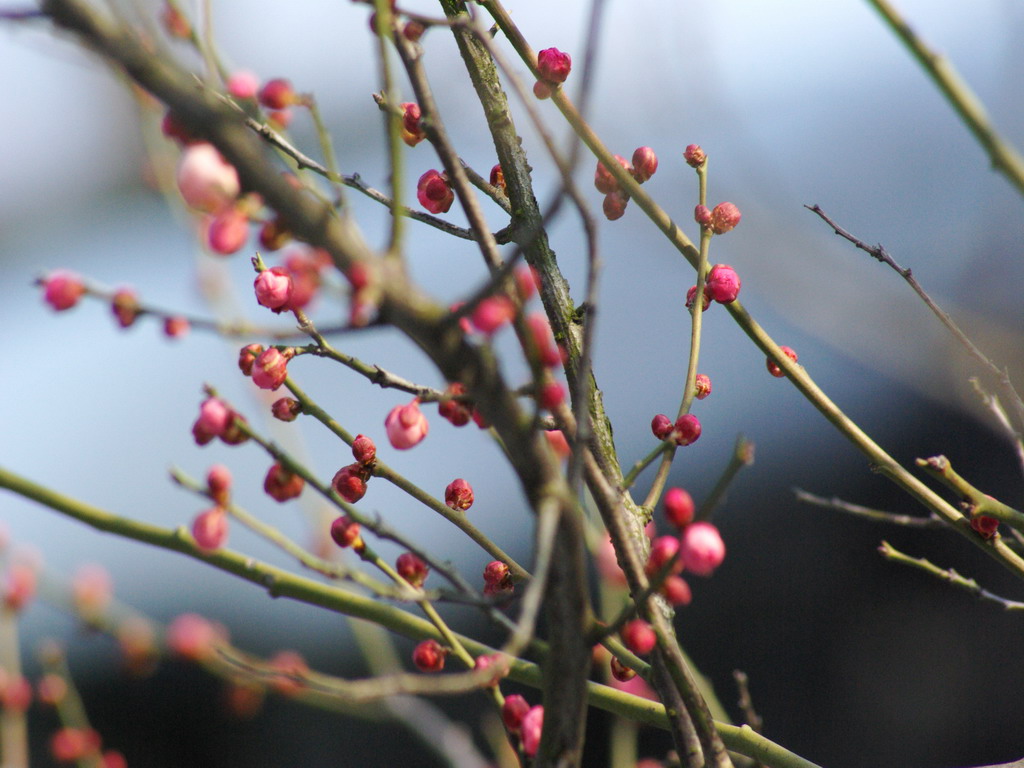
[673,414,702,446]
[631,146,658,183]
[651,414,673,441]
[683,144,706,168]
[536,47,571,84]
[705,264,741,304]
[710,202,741,234]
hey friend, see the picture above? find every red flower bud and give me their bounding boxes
[396,552,429,587]
[42,271,86,311]
[537,47,572,84]
[445,478,474,511]
[111,288,140,328]
[502,694,531,731]
[264,463,304,502]
[192,507,228,550]
[331,463,367,504]
[603,190,629,221]
[238,343,263,376]
[622,618,657,656]
[330,516,363,550]
[705,263,741,304]
[651,414,674,441]
[631,146,658,183]
[610,656,636,682]
[710,202,741,234]
[683,144,706,167]
[438,382,472,427]
[664,487,695,528]
[258,78,297,110]
[352,434,377,466]
[767,345,798,378]
[416,169,454,214]
[681,521,726,576]
[400,102,426,147]
[694,373,712,400]
[673,414,702,446]
[271,397,301,422]
[412,639,446,672]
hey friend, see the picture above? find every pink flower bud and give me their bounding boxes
[207,464,232,506]
[603,190,629,220]
[195,397,232,438]
[385,399,429,449]
[651,413,673,441]
[683,144,706,168]
[694,204,712,228]
[258,78,297,110]
[400,102,426,147]
[694,373,712,400]
[539,381,565,410]
[767,345,798,378]
[532,80,553,100]
[42,271,86,311]
[330,516,363,551]
[412,639,446,672]
[664,487,695,528]
[520,705,544,757]
[416,169,454,214]
[264,462,304,502]
[2,563,36,611]
[673,413,702,446]
[227,70,259,100]
[111,288,140,328]
[594,154,632,194]
[483,560,513,596]
[705,263,741,303]
[164,316,190,339]
[622,619,657,656]
[176,143,240,213]
[526,313,561,367]
[445,478,474,511]
[71,563,112,616]
[271,397,301,422]
[207,207,250,255]
[192,507,228,550]
[544,429,571,458]
[438,382,472,427]
[167,613,222,661]
[631,146,658,183]
[661,575,692,606]
[238,343,263,376]
[331,463,368,503]
[502,694,531,732]
[680,521,726,576]
[351,434,376,466]
[490,163,506,194]
[710,202,741,234]
[254,266,294,312]
[251,347,292,391]
[686,284,711,311]
[396,552,429,587]
[646,536,682,577]
[471,295,516,335]
[515,265,539,301]
[537,48,571,84]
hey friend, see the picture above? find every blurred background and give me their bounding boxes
[2,1,1024,766]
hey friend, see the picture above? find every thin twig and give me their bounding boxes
[794,488,945,529]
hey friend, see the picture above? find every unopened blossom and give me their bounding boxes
[603,190,629,221]
[331,463,367,503]
[42,271,86,311]
[71,563,112,616]
[192,507,228,550]
[264,463,304,502]
[254,266,294,312]
[207,464,232,506]
[710,202,742,234]
[251,347,292,391]
[664,487,694,528]
[412,639,446,672]
[622,619,657,656]
[111,288,140,328]
[271,397,301,422]
[396,552,429,587]
[164,316,190,338]
[384,399,429,450]
[207,207,249,255]
[673,413,702,446]
[351,434,376,466]
[694,373,712,400]
[227,70,259,100]
[766,345,798,378]
[631,146,658,183]
[680,521,726,576]
[520,705,544,757]
[471,295,516,335]
[400,102,426,146]
[502,694,531,732]
[176,143,240,213]
[594,155,632,195]
[445,478,474,511]
[483,560,513,596]
[683,144,706,168]
[166,613,222,661]
[258,78,298,110]
[416,169,454,214]
[330,516,363,551]
[537,47,571,84]
[705,263,741,304]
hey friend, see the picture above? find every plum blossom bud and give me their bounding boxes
[631,146,658,183]
[483,560,513,596]
[2,563,36,611]
[686,284,711,312]
[271,397,301,422]
[651,413,674,441]
[72,563,112,617]
[694,204,712,228]
[207,207,249,255]
[674,414,702,446]
[683,144,706,167]
[610,656,636,682]
[661,575,692,606]
[238,343,263,376]
[164,316,190,339]
[396,552,429,587]
[254,267,294,312]
[192,507,228,550]
[42,271,85,311]
[694,373,712,400]
[161,110,196,145]
[412,639,446,672]
[603,190,629,221]
[537,48,571,84]
[680,521,726,576]
[710,202,741,234]
[502,694,531,732]
[259,217,291,251]
[167,613,222,661]
[176,143,240,213]
[545,429,571,458]
[526,313,561,367]
[195,397,232,439]
[539,381,565,410]
[646,535,682,577]
[705,264,741,304]
[352,434,376,466]
[473,653,507,687]
[664,487,694,528]
[520,705,544,757]
[400,102,426,147]
[971,514,999,539]
[417,169,454,214]
[330,516,363,550]
[264,463,304,502]
[207,464,232,506]
[258,78,297,110]
[385,399,429,449]
[227,70,259,100]
[445,478,474,511]
[595,155,632,195]
[515,265,539,301]
[439,383,472,427]
[622,619,657,655]
[111,288,140,328]
[331,463,367,504]
[532,80,554,99]
[489,163,506,194]
[471,295,516,335]
[251,347,292,391]
[766,345,798,378]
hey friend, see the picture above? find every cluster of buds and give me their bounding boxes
[400,102,426,147]
[332,434,378,503]
[533,47,571,99]
[502,695,544,757]
[483,560,513,597]
[173,142,258,255]
[687,263,742,310]
[192,396,249,446]
[417,169,454,214]
[651,412,702,446]
[438,382,472,427]
[368,0,425,42]
[595,146,659,221]
[694,202,742,235]
[645,534,691,607]
[385,399,429,450]
[661,486,726,576]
